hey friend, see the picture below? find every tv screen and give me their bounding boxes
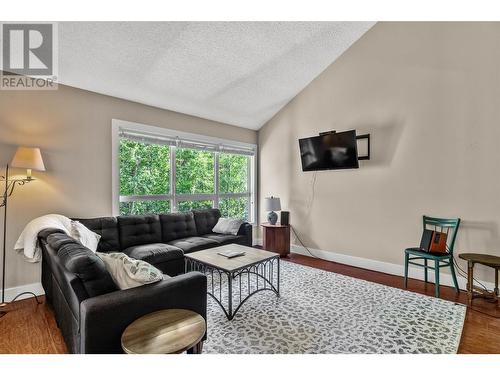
[299,130,359,171]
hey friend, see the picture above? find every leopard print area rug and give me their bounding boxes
[203,260,466,354]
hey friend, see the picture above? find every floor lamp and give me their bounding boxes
[0,147,46,318]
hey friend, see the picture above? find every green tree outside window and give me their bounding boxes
[178,200,214,212]
[176,148,214,194]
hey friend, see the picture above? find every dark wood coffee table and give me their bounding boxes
[185,244,280,320]
[121,309,206,354]
[459,253,500,305]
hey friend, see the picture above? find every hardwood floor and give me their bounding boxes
[0,296,67,354]
[1,253,499,354]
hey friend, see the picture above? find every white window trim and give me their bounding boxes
[111,119,258,223]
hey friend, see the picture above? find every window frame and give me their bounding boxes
[112,119,257,223]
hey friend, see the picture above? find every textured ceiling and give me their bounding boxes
[58,22,375,130]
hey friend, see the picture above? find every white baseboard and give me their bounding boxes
[255,238,494,292]
[0,282,44,303]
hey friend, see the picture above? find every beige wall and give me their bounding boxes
[259,22,500,283]
[0,84,257,290]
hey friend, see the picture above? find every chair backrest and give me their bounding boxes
[422,215,461,255]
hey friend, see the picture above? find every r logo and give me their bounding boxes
[2,23,54,76]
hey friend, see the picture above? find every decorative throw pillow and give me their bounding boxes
[70,220,101,252]
[96,252,163,290]
[212,217,244,236]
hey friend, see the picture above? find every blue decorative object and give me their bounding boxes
[267,210,278,225]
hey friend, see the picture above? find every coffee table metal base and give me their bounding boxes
[186,256,280,320]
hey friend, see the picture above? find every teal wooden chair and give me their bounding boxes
[404,215,461,298]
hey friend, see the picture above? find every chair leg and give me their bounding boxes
[404,253,409,289]
[434,260,440,298]
[450,261,460,293]
[424,259,428,283]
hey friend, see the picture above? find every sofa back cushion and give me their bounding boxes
[75,217,120,252]
[160,212,198,242]
[47,232,117,298]
[118,215,162,249]
[192,208,221,235]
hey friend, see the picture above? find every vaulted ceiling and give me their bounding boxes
[58,22,375,130]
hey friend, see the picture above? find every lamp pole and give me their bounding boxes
[1,165,8,308]
[0,164,41,318]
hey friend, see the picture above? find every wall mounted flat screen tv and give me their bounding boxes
[299,130,359,171]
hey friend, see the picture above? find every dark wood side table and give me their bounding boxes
[458,253,500,305]
[121,309,206,354]
[261,223,290,258]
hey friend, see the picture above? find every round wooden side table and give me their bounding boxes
[458,253,500,305]
[121,309,206,354]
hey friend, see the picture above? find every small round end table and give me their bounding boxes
[458,253,500,305]
[121,309,206,354]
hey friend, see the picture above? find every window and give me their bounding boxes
[219,153,248,194]
[218,152,250,220]
[115,121,256,222]
[119,140,170,196]
[219,196,249,220]
[119,139,171,215]
[176,148,214,194]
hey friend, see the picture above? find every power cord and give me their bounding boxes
[290,171,321,259]
[443,242,493,294]
[290,224,320,260]
[452,255,492,294]
[9,292,42,305]
[306,172,317,220]
[0,292,42,319]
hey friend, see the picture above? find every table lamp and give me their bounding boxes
[0,147,45,317]
[265,196,281,225]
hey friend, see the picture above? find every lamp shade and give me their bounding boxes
[265,196,281,211]
[10,147,46,171]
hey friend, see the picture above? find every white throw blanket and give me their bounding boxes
[15,214,72,262]
[14,214,101,262]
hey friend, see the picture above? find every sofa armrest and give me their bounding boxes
[79,271,207,354]
[37,228,65,242]
[237,222,253,247]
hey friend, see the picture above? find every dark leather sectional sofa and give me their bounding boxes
[38,208,252,353]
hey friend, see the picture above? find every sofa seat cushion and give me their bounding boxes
[123,243,184,265]
[201,233,246,245]
[167,236,219,254]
